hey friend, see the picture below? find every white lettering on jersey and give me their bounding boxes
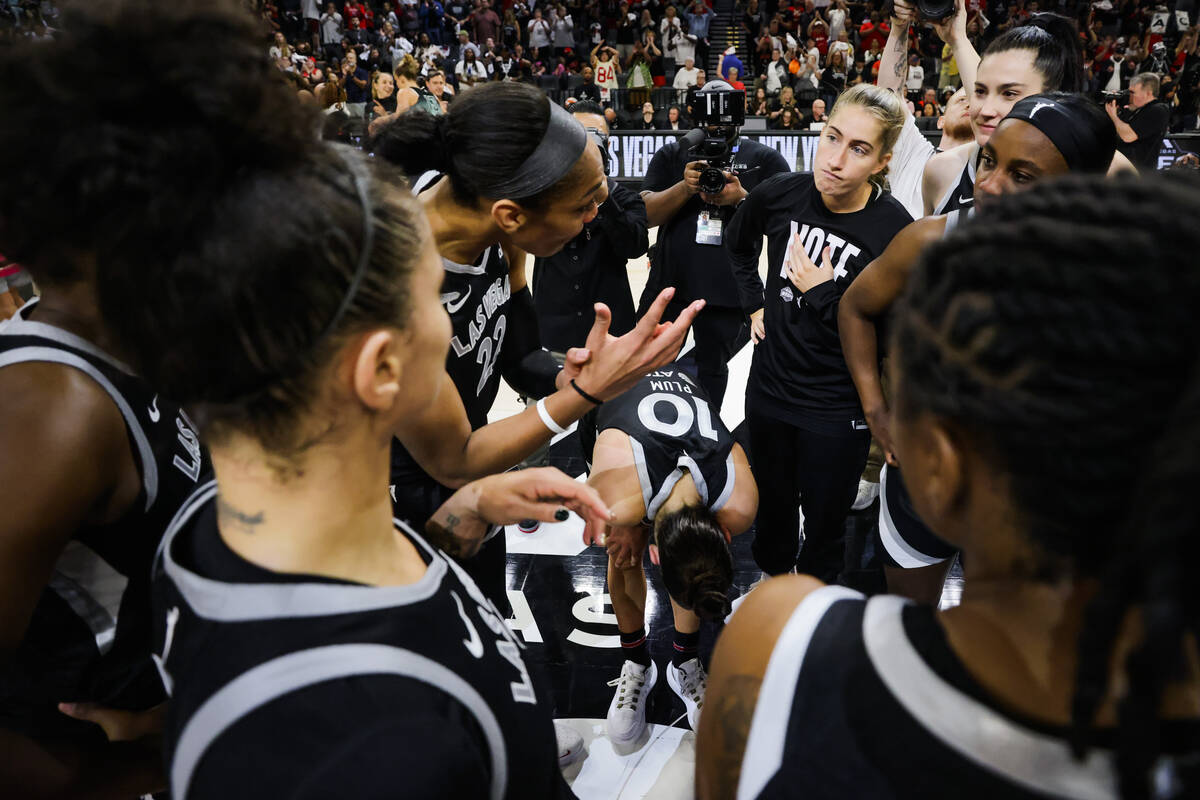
[173,416,203,482]
[148,395,161,423]
[636,392,718,442]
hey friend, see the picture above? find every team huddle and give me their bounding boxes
[0,1,1197,799]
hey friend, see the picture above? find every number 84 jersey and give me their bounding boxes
[594,367,737,521]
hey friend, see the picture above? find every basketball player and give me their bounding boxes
[726,84,913,585]
[699,172,1200,800]
[839,93,1118,604]
[0,11,216,795]
[874,0,978,220]
[370,85,703,610]
[578,366,757,744]
[921,13,1131,216]
[48,4,617,795]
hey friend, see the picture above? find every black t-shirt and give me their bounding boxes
[726,172,912,429]
[641,137,791,309]
[1118,100,1169,169]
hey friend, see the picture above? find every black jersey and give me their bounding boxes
[390,171,513,528]
[0,299,209,740]
[737,587,1200,799]
[155,482,569,800]
[582,367,737,521]
[932,144,978,215]
[727,172,912,431]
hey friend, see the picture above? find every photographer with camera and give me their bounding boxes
[1107,72,1170,169]
[640,80,791,407]
[532,102,650,351]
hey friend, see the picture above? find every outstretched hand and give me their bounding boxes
[427,468,613,559]
[572,288,705,403]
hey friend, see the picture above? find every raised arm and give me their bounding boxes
[932,0,980,95]
[395,288,705,487]
[877,0,914,96]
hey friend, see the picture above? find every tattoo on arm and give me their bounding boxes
[217,497,265,534]
[893,29,908,78]
[702,674,763,799]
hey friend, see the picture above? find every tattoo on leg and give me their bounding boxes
[703,674,763,799]
[217,497,265,533]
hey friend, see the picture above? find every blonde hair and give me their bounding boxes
[828,83,905,191]
[394,54,420,82]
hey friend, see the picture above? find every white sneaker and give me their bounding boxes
[606,660,657,744]
[666,657,707,731]
[554,721,584,768]
[851,479,880,511]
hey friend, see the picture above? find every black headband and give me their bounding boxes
[1003,95,1113,173]
[483,100,589,200]
[319,146,375,342]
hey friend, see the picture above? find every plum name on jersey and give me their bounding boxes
[449,275,511,358]
[647,369,697,395]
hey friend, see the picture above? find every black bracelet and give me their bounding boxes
[570,379,604,405]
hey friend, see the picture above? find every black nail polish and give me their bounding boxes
[554,508,570,522]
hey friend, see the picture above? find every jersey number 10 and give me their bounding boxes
[636,392,719,442]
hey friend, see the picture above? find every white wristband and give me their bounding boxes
[536,397,567,435]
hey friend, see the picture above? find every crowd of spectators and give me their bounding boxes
[1,0,1196,134]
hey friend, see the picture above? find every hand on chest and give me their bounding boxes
[778,220,864,290]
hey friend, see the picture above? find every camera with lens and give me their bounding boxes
[585,126,612,174]
[683,81,745,195]
[1101,89,1131,105]
[915,0,955,19]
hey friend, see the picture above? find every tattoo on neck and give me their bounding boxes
[217,497,265,534]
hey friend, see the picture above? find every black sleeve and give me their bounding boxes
[641,142,680,194]
[499,286,561,397]
[291,715,491,799]
[725,177,774,315]
[597,181,650,259]
[1130,103,1169,141]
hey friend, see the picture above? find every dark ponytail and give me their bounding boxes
[891,172,1200,799]
[0,0,430,459]
[370,81,578,209]
[984,13,1083,93]
[655,505,734,622]
[370,110,453,175]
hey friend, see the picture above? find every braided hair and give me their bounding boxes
[890,172,1200,798]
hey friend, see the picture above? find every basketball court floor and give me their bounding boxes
[491,242,963,798]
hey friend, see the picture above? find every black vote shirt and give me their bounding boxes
[155,483,570,800]
[0,299,210,740]
[641,137,791,308]
[532,178,649,351]
[726,172,912,429]
[1117,101,1169,170]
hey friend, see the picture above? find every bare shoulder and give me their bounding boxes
[716,443,757,537]
[696,574,826,800]
[587,428,646,526]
